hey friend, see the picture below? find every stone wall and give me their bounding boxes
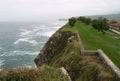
[76,31,120,80]
[97,49,120,80]
[76,31,84,50]
[81,50,97,55]
[60,67,72,81]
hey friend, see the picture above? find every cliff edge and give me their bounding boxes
[34,24,117,81]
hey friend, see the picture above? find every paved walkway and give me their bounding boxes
[111,29,120,35]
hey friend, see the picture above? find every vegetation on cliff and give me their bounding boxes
[0,65,68,81]
[48,34,116,81]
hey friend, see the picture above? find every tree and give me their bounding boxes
[85,18,91,25]
[92,17,109,34]
[68,17,77,27]
[77,16,91,25]
[92,19,99,30]
[77,16,86,23]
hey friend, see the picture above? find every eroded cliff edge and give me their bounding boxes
[34,25,117,81]
[34,27,75,67]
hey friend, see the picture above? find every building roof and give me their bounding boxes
[111,22,120,27]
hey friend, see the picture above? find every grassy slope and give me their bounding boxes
[0,66,68,81]
[64,22,120,68]
[49,39,116,81]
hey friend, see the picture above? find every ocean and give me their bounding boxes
[0,20,66,69]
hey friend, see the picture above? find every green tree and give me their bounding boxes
[77,16,91,25]
[69,17,77,27]
[85,18,91,25]
[92,17,109,34]
[77,16,86,23]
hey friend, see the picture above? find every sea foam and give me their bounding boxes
[0,59,4,67]
[0,51,39,57]
[14,38,38,46]
[14,24,60,45]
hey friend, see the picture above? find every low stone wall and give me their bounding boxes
[60,67,72,81]
[81,50,97,55]
[97,49,120,80]
[76,31,84,50]
[76,30,120,80]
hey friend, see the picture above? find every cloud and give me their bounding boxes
[0,0,120,21]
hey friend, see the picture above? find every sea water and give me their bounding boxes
[0,20,66,69]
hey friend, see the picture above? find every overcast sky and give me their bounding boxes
[0,0,120,21]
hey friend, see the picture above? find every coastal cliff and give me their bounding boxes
[34,27,75,67]
[34,24,117,81]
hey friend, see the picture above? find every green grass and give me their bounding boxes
[64,22,120,68]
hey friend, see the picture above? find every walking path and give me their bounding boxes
[111,29,120,35]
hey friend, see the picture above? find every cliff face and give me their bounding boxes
[34,25,117,81]
[34,29,75,67]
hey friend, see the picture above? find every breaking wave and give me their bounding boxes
[14,23,63,45]
[0,59,4,67]
[0,51,39,57]
[0,21,67,69]
[14,38,38,46]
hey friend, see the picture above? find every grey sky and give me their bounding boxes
[0,0,120,21]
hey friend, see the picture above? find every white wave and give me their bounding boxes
[19,23,63,37]
[0,59,4,67]
[15,22,66,45]
[38,41,46,44]
[19,25,47,37]
[23,64,35,68]
[0,52,10,57]
[0,51,39,57]
[14,38,38,46]
[13,51,39,56]
[19,29,33,37]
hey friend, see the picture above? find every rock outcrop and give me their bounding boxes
[34,30,75,67]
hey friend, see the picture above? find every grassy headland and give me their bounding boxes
[64,21,120,68]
